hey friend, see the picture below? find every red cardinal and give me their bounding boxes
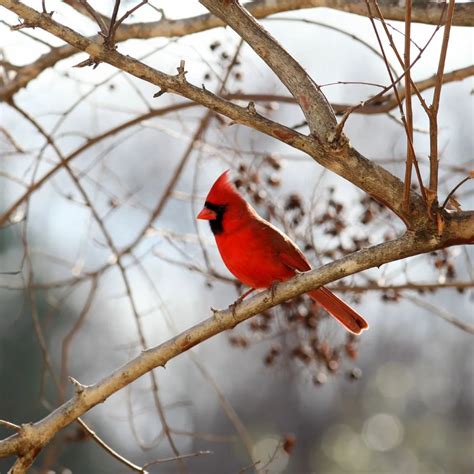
[197,170,368,335]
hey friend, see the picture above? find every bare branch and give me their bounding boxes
[64,0,474,34]
[441,175,473,210]
[76,418,147,473]
[77,0,109,36]
[429,0,456,204]
[405,294,474,335]
[1,227,471,461]
[201,0,336,141]
[365,0,427,208]
[403,0,414,212]
[0,421,20,431]
[332,281,474,292]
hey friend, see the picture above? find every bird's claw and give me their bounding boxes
[229,301,238,318]
[270,281,279,301]
[229,291,249,317]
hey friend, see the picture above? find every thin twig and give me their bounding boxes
[102,0,121,48]
[429,0,456,202]
[441,176,473,210]
[0,420,20,431]
[78,0,108,35]
[402,0,414,212]
[365,0,427,207]
[59,278,98,399]
[405,294,474,335]
[8,100,185,471]
[76,418,148,473]
[109,0,148,43]
[143,450,212,468]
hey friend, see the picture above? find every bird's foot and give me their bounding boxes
[229,301,238,318]
[237,287,255,303]
[229,288,255,317]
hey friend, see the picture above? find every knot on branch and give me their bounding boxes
[247,101,257,115]
[176,60,187,83]
[99,33,119,51]
[153,87,167,98]
[326,127,349,150]
[211,306,234,326]
[16,423,37,456]
[41,9,54,18]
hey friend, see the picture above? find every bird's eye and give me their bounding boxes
[205,201,226,214]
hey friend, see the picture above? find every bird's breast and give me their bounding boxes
[215,226,295,288]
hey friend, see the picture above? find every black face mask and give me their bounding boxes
[204,201,227,235]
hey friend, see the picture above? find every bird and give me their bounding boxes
[197,170,369,335]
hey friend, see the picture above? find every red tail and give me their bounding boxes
[309,287,369,335]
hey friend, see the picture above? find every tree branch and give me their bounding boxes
[429,0,456,204]
[0,222,471,463]
[64,0,474,35]
[201,0,336,141]
[0,0,418,227]
[3,0,473,102]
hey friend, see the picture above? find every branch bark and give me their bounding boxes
[2,0,473,102]
[64,0,474,34]
[201,0,336,141]
[1,220,472,463]
[0,3,473,468]
[0,0,427,227]
[1,59,472,232]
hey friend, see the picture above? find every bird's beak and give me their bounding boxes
[197,207,217,220]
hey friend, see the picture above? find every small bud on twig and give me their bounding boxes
[69,376,87,394]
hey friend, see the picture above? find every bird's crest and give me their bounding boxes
[205,170,243,205]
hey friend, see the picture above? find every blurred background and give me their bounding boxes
[0,1,473,472]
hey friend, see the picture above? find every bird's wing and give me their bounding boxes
[268,225,312,273]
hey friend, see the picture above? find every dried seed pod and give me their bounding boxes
[345,342,359,360]
[264,154,282,170]
[269,343,281,356]
[446,262,456,279]
[229,335,248,348]
[348,367,362,380]
[292,345,312,363]
[253,189,267,203]
[285,194,302,210]
[267,174,281,187]
[283,434,296,454]
[264,353,275,366]
[247,182,257,194]
[209,40,221,51]
[313,372,328,385]
[249,172,260,184]
[361,208,374,224]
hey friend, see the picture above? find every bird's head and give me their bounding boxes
[197,170,250,235]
